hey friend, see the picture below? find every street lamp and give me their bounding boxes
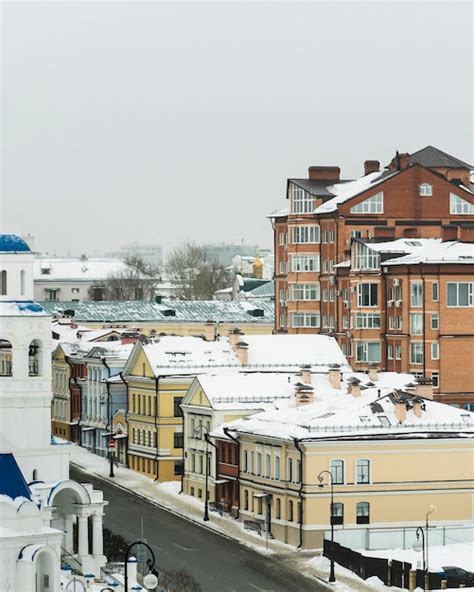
[413,526,426,572]
[63,578,86,591]
[124,540,158,592]
[318,469,336,583]
[194,423,212,522]
[425,504,437,574]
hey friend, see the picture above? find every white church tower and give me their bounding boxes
[0,235,107,592]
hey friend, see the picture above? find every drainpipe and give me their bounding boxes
[119,371,130,468]
[223,427,240,519]
[293,437,304,549]
[382,267,388,371]
[180,402,185,494]
[419,263,426,378]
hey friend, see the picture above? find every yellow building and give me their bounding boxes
[224,377,474,549]
[51,343,73,440]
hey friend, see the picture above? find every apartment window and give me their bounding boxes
[419,183,432,196]
[410,313,423,335]
[396,316,403,330]
[356,502,370,524]
[432,282,439,302]
[291,255,320,273]
[395,345,402,360]
[250,452,254,474]
[279,232,286,246]
[331,502,344,525]
[275,456,280,480]
[450,193,474,214]
[291,312,321,328]
[287,458,293,482]
[358,283,378,307]
[256,452,262,476]
[279,314,287,328]
[387,344,394,359]
[431,313,439,330]
[242,450,248,472]
[351,230,362,238]
[275,498,281,519]
[279,260,285,275]
[355,313,381,329]
[173,397,183,417]
[410,342,423,365]
[292,225,320,244]
[71,287,80,294]
[356,342,381,363]
[288,500,294,522]
[432,371,439,388]
[431,342,439,360]
[329,288,335,302]
[244,490,249,510]
[266,454,271,478]
[174,432,183,449]
[356,459,370,484]
[174,461,184,476]
[342,315,349,329]
[411,281,423,307]
[291,184,315,214]
[353,241,380,270]
[447,282,474,307]
[329,459,344,484]
[296,460,302,484]
[350,192,384,214]
[322,289,328,302]
[388,316,395,330]
[292,283,320,301]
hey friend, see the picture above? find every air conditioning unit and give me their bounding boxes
[395,300,402,307]
[388,300,394,307]
[393,279,400,286]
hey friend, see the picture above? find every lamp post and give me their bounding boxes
[194,423,211,521]
[318,469,336,583]
[413,526,426,572]
[425,504,437,574]
[124,540,158,592]
[63,578,86,591]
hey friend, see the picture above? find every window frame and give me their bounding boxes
[350,192,384,214]
[419,183,433,197]
[447,282,474,308]
[355,459,371,484]
[329,459,344,485]
[356,502,370,524]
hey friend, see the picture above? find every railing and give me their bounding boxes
[300,421,474,433]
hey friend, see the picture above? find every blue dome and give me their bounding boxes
[0,235,31,253]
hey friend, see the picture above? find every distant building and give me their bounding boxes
[105,241,163,268]
[202,243,260,267]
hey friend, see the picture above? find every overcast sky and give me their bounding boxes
[1,1,472,256]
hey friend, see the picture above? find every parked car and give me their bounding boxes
[441,566,474,587]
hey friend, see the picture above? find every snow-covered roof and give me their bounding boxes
[0,301,47,317]
[0,234,31,253]
[34,257,127,281]
[62,340,133,362]
[40,299,275,323]
[314,170,397,214]
[362,237,442,255]
[383,240,474,265]
[228,387,474,442]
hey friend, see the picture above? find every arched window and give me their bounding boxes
[419,183,433,197]
[356,502,370,524]
[287,458,293,482]
[29,339,42,376]
[330,459,344,484]
[0,270,7,296]
[0,340,12,376]
[244,489,249,511]
[331,502,344,525]
[356,459,370,484]
[20,270,26,295]
[32,469,38,481]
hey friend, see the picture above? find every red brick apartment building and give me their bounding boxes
[271,146,474,407]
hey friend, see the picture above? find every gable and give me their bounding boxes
[124,342,154,378]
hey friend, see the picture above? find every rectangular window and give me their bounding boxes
[291,312,321,328]
[174,461,184,476]
[395,345,402,360]
[432,371,439,388]
[173,397,183,417]
[322,289,328,302]
[291,255,320,273]
[291,283,320,301]
[431,342,439,360]
[330,460,344,484]
[356,459,370,484]
[242,450,248,472]
[290,184,314,214]
[355,313,381,329]
[411,281,423,307]
[410,342,423,365]
[387,344,393,359]
[432,282,439,302]
[266,454,271,478]
[275,456,280,480]
[447,282,474,307]
[450,192,474,214]
[357,283,378,307]
[356,341,381,363]
[350,192,384,214]
[291,225,320,244]
[353,241,380,270]
[279,260,285,275]
[256,453,262,476]
[174,432,183,449]
[431,313,439,330]
[279,232,286,246]
[410,313,423,335]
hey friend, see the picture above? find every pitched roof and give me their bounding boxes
[0,453,31,500]
[410,146,472,169]
[34,257,128,281]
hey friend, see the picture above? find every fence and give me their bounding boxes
[323,540,456,590]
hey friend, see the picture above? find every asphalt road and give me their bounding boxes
[71,466,325,592]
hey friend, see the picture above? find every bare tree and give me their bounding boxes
[88,255,158,301]
[166,242,229,300]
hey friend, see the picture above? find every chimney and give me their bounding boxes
[228,328,243,349]
[328,364,342,390]
[415,377,433,400]
[204,321,216,342]
[300,364,312,384]
[398,153,411,170]
[236,341,249,366]
[413,398,423,418]
[308,166,341,182]
[294,383,315,407]
[347,377,361,397]
[368,364,379,382]
[394,400,407,424]
[364,160,380,175]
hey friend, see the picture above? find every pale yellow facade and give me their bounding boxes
[51,345,72,440]
[238,435,474,549]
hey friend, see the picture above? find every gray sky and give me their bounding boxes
[2,1,472,256]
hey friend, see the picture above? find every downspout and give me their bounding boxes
[119,371,130,467]
[419,263,426,378]
[382,266,388,371]
[293,437,304,550]
[224,427,240,519]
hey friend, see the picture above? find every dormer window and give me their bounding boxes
[419,183,432,196]
[290,184,314,214]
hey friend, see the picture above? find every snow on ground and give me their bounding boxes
[363,543,474,572]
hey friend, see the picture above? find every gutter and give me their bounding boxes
[223,427,241,519]
[293,437,305,549]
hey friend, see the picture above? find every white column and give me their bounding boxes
[92,513,103,557]
[78,515,89,556]
[64,515,74,554]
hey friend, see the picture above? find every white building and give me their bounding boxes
[0,235,107,592]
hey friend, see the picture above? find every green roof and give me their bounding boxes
[246,281,274,299]
[40,299,274,324]
[239,278,270,293]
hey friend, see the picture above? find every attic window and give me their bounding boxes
[378,415,390,426]
[419,184,432,196]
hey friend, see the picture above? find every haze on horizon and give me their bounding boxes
[1,1,472,256]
